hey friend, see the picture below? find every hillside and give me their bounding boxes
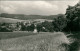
[0,32,69,51]
[0,17,53,23]
[0,17,28,23]
[0,13,58,20]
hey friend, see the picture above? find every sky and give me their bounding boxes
[0,0,79,15]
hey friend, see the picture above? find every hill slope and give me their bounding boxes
[0,32,69,51]
[0,17,53,23]
[0,17,28,23]
[0,13,58,20]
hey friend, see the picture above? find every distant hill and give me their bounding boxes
[0,17,53,23]
[0,17,29,23]
[0,13,58,20]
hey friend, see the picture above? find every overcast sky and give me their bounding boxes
[0,0,79,15]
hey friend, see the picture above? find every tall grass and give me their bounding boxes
[0,32,69,51]
[0,32,37,40]
[67,32,80,51]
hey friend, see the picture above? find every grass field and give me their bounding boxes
[0,31,37,40]
[0,32,70,51]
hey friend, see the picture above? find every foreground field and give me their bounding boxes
[0,32,69,51]
[0,31,37,40]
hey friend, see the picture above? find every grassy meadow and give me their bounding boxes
[0,32,70,51]
[0,31,37,40]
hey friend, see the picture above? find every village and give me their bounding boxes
[0,17,53,33]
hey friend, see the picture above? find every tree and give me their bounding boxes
[41,21,54,32]
[21,22,26,31]
[52,14,67,31]
[26,24,35,32]
[65,2,80,51]
[65,2,80,31]
[0,23,13,32]
[37,23,43,32]
[29,24,35,31]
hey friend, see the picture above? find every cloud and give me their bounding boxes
[0,5,16,13]
[0,0,79,15]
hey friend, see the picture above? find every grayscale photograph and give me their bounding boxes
[0,0,80,51]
